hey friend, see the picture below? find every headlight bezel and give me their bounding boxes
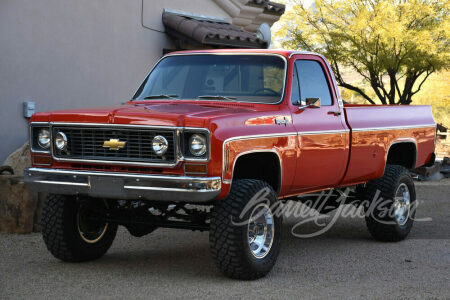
[30,124,52,153]
[182,129,210,161]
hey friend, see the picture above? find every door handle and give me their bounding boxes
[327,111,341,116]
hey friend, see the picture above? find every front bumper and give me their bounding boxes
[24,168,221,203]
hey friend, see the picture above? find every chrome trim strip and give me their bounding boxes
[352,124,436,132]
[288,51,323,58]
[25,167,210,180]
[53,157,180,168]
[47,122,210,130]
[222,129,348,143]
[24,168,221,203]
[123,185,214,193]
[132,52,289,106]
[299,129,349,135]
[34,180,90,187]
[224,132,298,143]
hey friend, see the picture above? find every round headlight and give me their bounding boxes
[55,131,68,151]
[38,129,51,149]
[152,135,168,155]
[189,134,207,156]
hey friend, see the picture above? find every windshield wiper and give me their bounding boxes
[197,95,237,101]
[143,94,179,99]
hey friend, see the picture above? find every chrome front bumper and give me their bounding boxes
[24,168,221,203]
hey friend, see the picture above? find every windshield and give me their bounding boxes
[133,54,286,104]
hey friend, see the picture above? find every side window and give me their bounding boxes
[295,60,333,106]
[290,65,300,104]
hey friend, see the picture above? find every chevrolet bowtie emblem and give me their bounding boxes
[103,139,126,150]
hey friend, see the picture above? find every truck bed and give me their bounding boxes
[340,105,436,185]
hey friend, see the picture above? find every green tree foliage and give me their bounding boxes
[275,0,450,104]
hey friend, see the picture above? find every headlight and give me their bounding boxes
[189,134,207,156]
[55,131,68,151]
[38,129,51,149]
[152,135,168,155]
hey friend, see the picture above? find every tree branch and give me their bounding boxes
[411,69,434,96]
[337,81,376,104]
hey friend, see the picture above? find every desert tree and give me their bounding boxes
[275,0,450,104]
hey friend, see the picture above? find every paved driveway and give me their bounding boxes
[1,180,449,299]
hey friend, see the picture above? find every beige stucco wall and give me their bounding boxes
[0,0,228,162]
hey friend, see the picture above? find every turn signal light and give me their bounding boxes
[33,155,52,166]
[184,164,207,175]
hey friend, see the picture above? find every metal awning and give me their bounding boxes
[162,11,268,49]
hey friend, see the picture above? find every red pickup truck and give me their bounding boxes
[25,49,436,279]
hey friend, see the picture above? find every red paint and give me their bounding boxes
[29,49,436,200]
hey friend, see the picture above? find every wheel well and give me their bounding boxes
[232,152,281,194]
[386,142,417,169]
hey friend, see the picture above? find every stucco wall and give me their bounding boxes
[0,0,226,162]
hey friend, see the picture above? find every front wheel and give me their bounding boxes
[209,179,282,280]
[41,194,117,262]
[363,165,416,242]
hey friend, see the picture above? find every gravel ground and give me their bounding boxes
[1,179,449,299]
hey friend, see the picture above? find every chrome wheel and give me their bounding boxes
[247,203,274,259]
[77,204,109,244]
[393,183,411,226]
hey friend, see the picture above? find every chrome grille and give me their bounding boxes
[52,126,176,164]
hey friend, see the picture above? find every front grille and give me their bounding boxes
[52,126,176,164]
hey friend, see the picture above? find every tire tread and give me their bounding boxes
[209,179,280,280]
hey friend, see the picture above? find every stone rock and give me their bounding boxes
[2,141,31,176]
[0,175,45,233]
[443,157,450,166]
[413,163,441,178]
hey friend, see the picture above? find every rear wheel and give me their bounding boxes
[363,165,416,242]
[41,194,117,262]
[209,179,282,280]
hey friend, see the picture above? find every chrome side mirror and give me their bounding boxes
[298,98,321,110]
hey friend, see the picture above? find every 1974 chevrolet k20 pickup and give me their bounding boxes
[25,49,436,279]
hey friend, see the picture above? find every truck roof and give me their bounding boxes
[165,49,322,59]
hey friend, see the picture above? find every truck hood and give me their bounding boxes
[32,101,262,127]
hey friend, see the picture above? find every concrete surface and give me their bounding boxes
[1,180,449,299]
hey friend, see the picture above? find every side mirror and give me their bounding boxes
[298,98,321,110]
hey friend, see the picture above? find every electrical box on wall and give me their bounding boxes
[23,101,35,118]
